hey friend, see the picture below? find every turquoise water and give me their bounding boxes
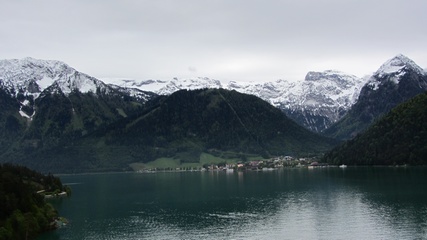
[38,167,427,239]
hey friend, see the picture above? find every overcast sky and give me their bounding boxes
[1,0,426,83]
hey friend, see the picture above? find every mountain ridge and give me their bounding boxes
[1,54,423,136]
[7,55,424,135]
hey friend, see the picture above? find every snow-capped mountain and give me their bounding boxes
[113,71,365,132]
[3,55,421,135]
[104,55,427,133]
[0,57,155,119]
[0,57,103,97]
[228,71,365,132]
[0,57,153,100]
[325,54,427,140]
[0,57,160,164]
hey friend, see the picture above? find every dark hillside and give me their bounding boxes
[0,164,67,240]
[20,89,338,172]
[0,89,26,154]
[323,92,427,165]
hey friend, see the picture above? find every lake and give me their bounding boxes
[38,167,427,240]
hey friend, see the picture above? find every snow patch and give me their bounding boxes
[38,76,55,90]
[19,110,31,118]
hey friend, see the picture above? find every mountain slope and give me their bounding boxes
[324,54,427,140]
[116,89,336,154]
[323,91,427,165]
[18,89,338,173]
[0,88,27,154]
[0,58,158,163]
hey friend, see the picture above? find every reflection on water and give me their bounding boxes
[39,168,427,240]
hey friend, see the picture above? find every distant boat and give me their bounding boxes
[339,164,347,168]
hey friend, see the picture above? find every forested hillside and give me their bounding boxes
[0,90,153,167]
[0,164,68,240]
[16,89,338,173]
[323,92,427,165]
[0,89,26,155]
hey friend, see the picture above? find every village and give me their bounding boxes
[137,156,330,173]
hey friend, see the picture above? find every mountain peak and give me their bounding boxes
[0,57,75,92]
[375,54,425,78]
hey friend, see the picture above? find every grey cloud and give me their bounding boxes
[1,0,426,82]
